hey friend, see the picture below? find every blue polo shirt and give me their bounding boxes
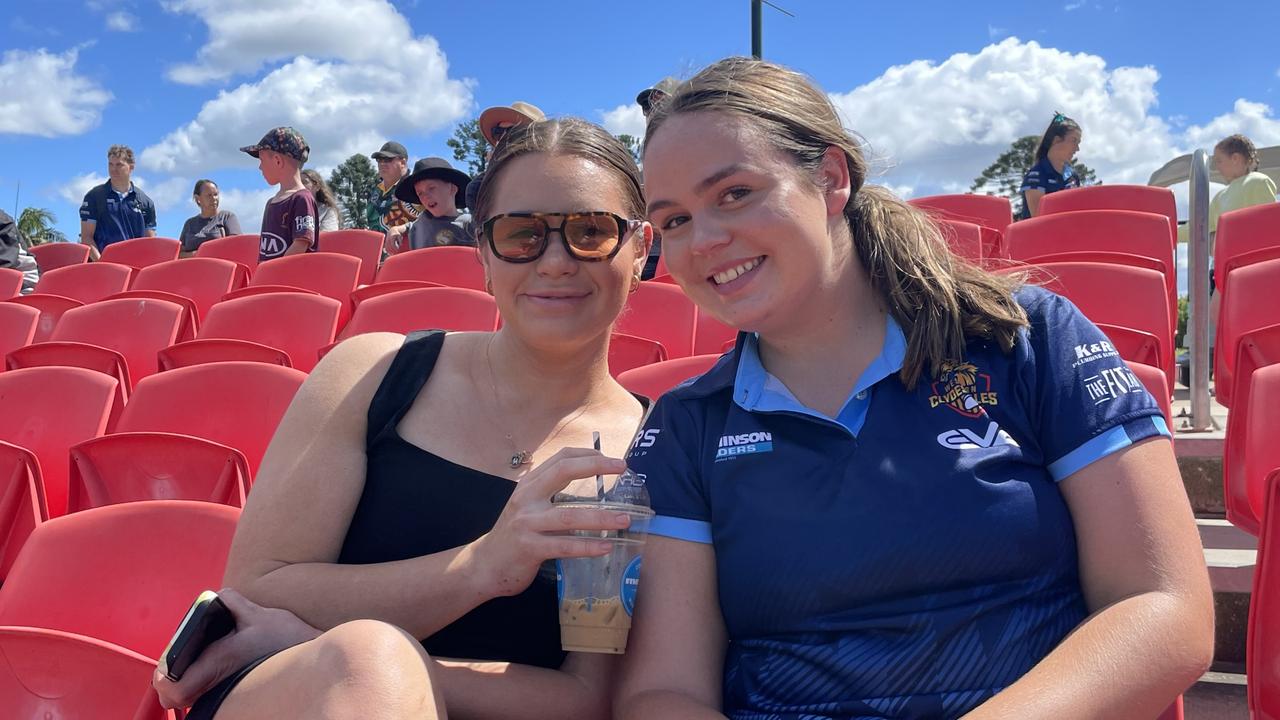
[626,286,1169,719]
[1019,157,1080,217]
[79,181,157,251]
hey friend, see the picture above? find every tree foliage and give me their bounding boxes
[328,154,378,229]
[616,134,642,164]
[447,119,489,175]
[971,135,1099,216]
[17,207,66,245]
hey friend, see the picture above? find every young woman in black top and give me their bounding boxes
[154,118,653,719]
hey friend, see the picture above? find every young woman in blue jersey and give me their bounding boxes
[618,58,1212,720]
[1019,113,1083,218]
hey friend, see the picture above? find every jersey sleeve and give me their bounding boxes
[626,396,712,544]
[291,193,318,247]
[1016,288,1171,482]
[78,189,97,223]
[142,196,157,230]
[1020,165,1047,193]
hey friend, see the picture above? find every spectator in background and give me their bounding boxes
[368,141,420,249]
[390,158,473,251]
[78,144,157,260]
[464,102,546,215]
[1019,112,1083,218]
[1208,134,1277,238]
[635,77,679,279]
[0,208,39,292]
[179,179,242,256]
[239,127,318,262]
[302,169,342,232]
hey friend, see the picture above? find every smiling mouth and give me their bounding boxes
[710,257,764,286]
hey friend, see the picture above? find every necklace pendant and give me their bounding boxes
[510,451,532,468]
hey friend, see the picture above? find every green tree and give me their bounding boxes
[971,135,1099,217]
[328,154,378,229]
[447,118,489,175]
[616,134,642,164]
[17,207,66,245]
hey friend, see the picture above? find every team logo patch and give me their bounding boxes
[714,431,773,462]
[929,361,999,418]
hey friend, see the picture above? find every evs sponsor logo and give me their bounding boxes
[936,421,1021,450]
[929,361,999,418]
[1083,365,1144,405]
[714,431,774,462]
[1072,341,1120,368]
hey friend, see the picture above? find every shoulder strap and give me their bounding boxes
[365,330,447,448]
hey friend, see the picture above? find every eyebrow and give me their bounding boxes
[646,164,749,216]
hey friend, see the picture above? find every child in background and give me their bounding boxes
[239,127,318,261]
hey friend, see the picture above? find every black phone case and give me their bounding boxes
[164,596,235,681]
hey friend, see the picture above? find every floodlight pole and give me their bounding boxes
[752,0,762,58]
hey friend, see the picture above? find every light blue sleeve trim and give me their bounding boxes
[649,515,713,544]
[1048,415,1171,482]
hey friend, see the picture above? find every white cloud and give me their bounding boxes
[57,172,108,205]
[56,172,191,213]
[1064,0,1087,10]
[987,25,1007,41]
[105,11,139,32]
[0,48,113,137]
[601,103,646,139]
[1182,99,1280,150]
[216,186,276,226]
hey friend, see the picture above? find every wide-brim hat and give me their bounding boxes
[479,101,546,146]
[394,157,471,209]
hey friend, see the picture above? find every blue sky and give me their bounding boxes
[3,0,1279,244]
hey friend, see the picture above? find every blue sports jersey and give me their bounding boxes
[1019,157,1081,218]
[626,286,1169,719]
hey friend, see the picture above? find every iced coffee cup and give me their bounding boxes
[554,469,653,654]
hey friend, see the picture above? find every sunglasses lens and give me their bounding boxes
[565,215,622,258]
[489,216,545,260]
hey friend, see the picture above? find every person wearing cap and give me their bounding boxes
[78,144,157,260]
[636,77,678,119]
[464,102,547,215]
[368,141,421,239]
[240,127,319,262]
[389,157,473,252]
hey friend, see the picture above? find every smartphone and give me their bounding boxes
[157,590,236,682]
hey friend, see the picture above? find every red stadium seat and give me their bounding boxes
[339,287,497,340]
[0,268,21,299]
[1224,324,1280,534]
[1215,203,1280,305]
[28,242,90,273]
[116,362,306,477]
[909,194,1013,235]
[98,236,181,269]
[375,246,486,291]
[1215,258,1280,407]
[319,229,383,285]
[608,332,668,378]
[5,294,83,342]
[1249,469,1280,718]
[164,292,341,373]
[195,233,259,277]
[0,626,175,720]
[0,440,43,580]
[1037,185,1178,246]
[1243,365,1280,536]
[350,280,445,308]
[694,309,738,357]
[33,262,133,304]
[617,355,721,399]
[103,289,199,341]
[0,366,116,522]
[67,432,250,512]
[1096,323,1171,392]
[0,302,39,364]
[615,282,698,359]
[933,218,984,263]
[0,500,239,658]
[159,338,292,370]
[131,257,241,322]
[230,252,360,326]
[1124,360,1173,432]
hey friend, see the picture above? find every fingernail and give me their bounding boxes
[615,513,632,524]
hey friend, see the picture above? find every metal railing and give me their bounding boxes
[1187,149,1213,431]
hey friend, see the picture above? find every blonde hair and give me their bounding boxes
[1216,134,1260,172]
[643,57,1028,388]
[107,144,135,166]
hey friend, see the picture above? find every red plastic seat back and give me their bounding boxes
[50,297,185,386]
[1244,365,1280,532]
[5,294,83,343]
[0,303,39,363]
[0,500,240,657]
[98,236,181,269]
[0,367,116,518]
[376,246,486,291]
[34,262,133,304]
[0,440,43,580]
[1215,258,1280,407]
[118,361,306,476]
[694,309,738,357]
[1124,360,1172,432]
[251,252,361,303]
[28,242,90,273]
[132,257,241,321]
[1224,324,1280,534]
[617,355,721,399]
[0,626,175,720]
[1249,469,1280,718]
[933,218,984,263]
[615,282,698,358]
[608,333,668,378]
[338,287,498,341]
[0,268,21,300]
[195,233,260,276]
[200,292,341,372]
[319,229,384,285]
[68,432,250,513]
[1037,185,1178,245]
[1215,202,1280,300]
[908,194,1013,234]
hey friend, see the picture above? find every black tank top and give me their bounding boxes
[337,330,566,669]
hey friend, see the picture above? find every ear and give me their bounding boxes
[817,146,852,218]
[633,222,654,277]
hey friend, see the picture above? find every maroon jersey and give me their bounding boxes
[259,189,318,261]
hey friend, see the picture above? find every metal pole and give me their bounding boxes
[1188,148,1212,431]
[752,0,762,58]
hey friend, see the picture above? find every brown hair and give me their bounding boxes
[473,117,646,229]
[643,57,1028,388]
[107,144,135,166]
[193,179,216,196]
[301,169,339,211]
[1215,134,1260,172]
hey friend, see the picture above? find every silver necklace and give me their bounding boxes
[484,336,595,469]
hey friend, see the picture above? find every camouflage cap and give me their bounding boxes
[240,126,310,164]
